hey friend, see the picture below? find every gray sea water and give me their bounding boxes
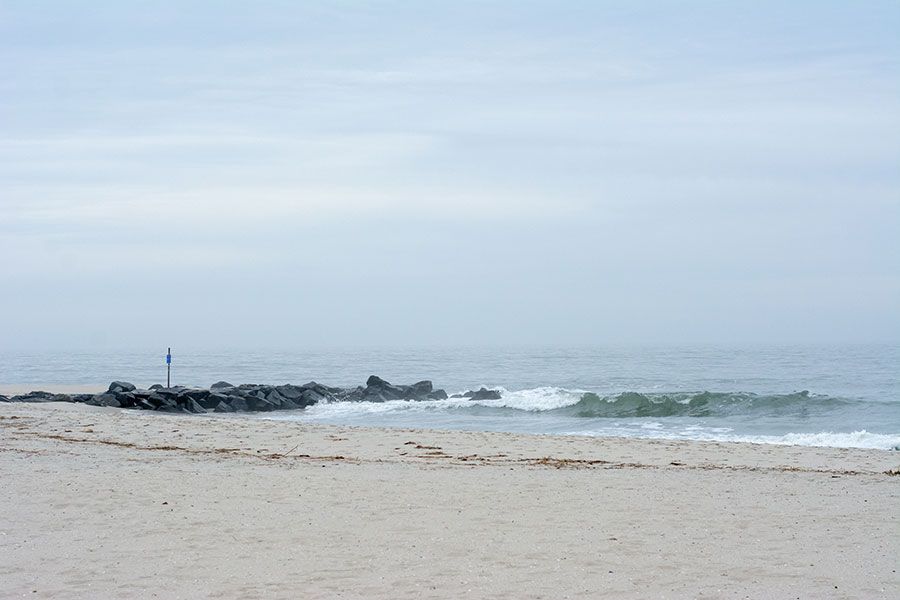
[2,344,898,450]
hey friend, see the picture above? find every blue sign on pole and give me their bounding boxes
[166,353,171,365]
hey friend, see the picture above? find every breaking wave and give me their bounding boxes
[558,390,839,418]
[267,387,900,450]
[437,388,861,419]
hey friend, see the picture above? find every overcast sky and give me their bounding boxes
[1,1,898,351]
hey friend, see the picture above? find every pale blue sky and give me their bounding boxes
[1,1,898,350]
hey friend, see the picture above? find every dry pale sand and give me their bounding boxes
[1,402,898,600]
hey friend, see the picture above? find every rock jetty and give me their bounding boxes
[1,378,503,414]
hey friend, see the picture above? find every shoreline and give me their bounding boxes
[0,383,107,395]
[2,402,898,598]
[4,401,898,473]
[3,380,899,450]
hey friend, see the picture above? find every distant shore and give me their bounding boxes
[0,383,106,395]
[1,401,898,599]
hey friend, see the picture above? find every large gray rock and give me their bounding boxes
[363,376,405,401]
[300,381,341,399]
[182,398,206,414]
[427,389,449,400]
[299,388,324,407]
[456,388,502,401]
[405,380,434,399]
[201,392,230,410]
[210,381,233,390]
[148,393,177,410]
[178,388,210,403]
[335,386,366,402]
[214,400,236,413]
[136,399,156,410]
[249,394,278,411]
[228,396,249,412]
[86,394,122,407]
[116,393,137,408]
[360,376,443,402]
[108,381,136,394]
[11,391,68,403]
[275,385,300,400]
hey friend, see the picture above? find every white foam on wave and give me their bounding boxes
[564,428,900,450]
[731,430,900,450]
[463,386,585,411]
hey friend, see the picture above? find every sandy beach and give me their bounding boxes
[1,402,897,599]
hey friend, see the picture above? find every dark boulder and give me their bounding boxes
[362,376,405,401]
[276,385,304,400]
[108,381,136,394]
[222,387,248,399]
[148,394,177,411]
[116,393,137,408]
[304,381,340,396]
[86,394,122,408]
[249,394,278,411]
[178,388,210,403]
[459,388,502,401]
[265,388,287,403]
[403,380,433,399]
[229,396,250,412]
[11,391,73,403]
[0,395,7,402]
[210,381,233,390]
[201,392,230,410]
[182,398,206,414]
[214,400,236,413]
[427,389,449,400]
[336,386,366,402]
[299,388,324,407]
[149,384,164,390]
[366,375,388,387]
[154,387,184,399]
[300,381,341,399]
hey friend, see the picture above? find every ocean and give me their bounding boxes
[2,344,898,450]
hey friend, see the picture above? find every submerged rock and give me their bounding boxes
[453,387,502,401]
[361,376,445,402]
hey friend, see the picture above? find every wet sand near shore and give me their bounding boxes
[0,384,106,396]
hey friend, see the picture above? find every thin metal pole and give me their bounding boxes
[167,347,171,388]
